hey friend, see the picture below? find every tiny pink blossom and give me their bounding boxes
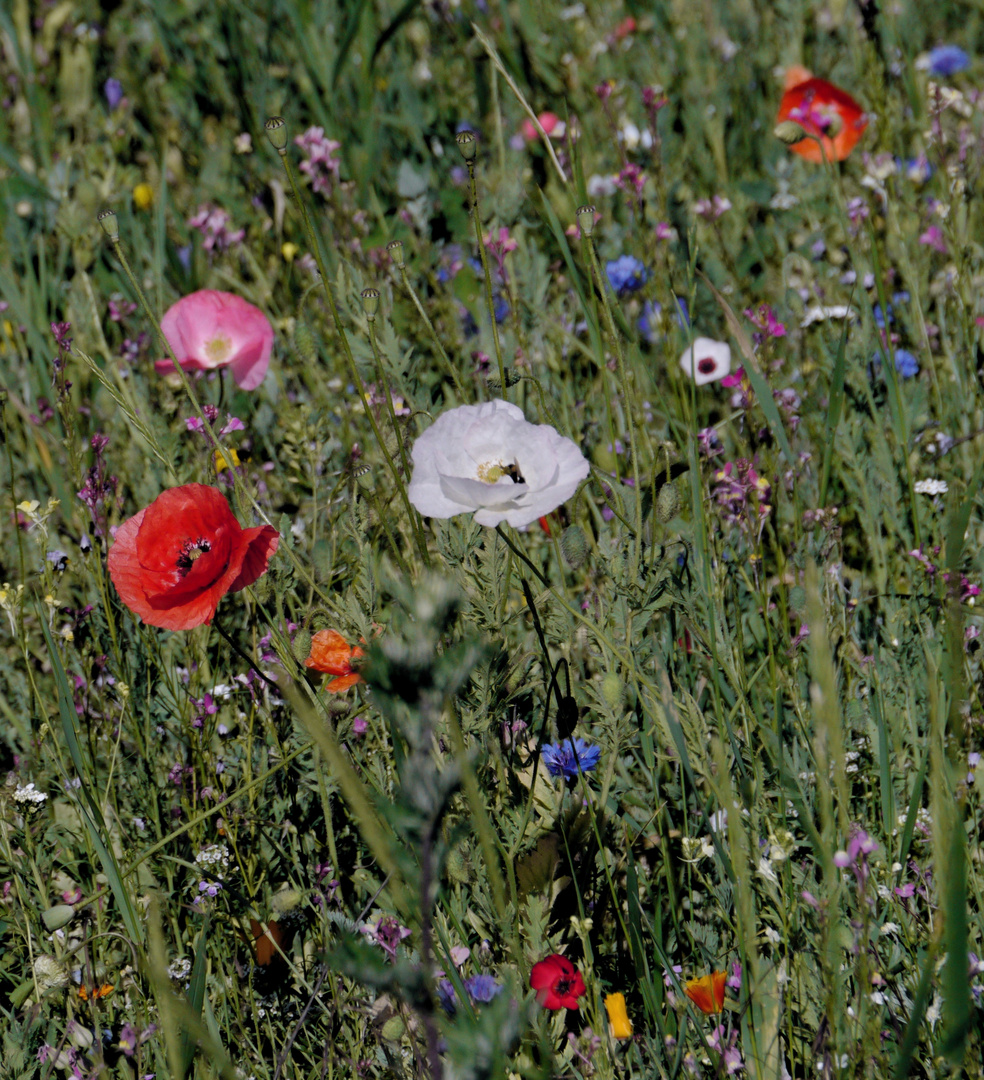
[919,225,947,253]
[520,111,564,142]
[155,290,274,391]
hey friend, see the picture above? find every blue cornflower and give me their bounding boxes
[638,296,690,343]
[894,349,919,378]
[541,738,602,779]
[872,291,910,328]
[437,979,457,1015]
[464,975,503,1003]
[606,255,648,295]
[926,45,970,77]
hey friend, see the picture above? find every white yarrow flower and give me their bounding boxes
[407,400,590,528]
[914,478,947,495]
[679,337,731,385]
[800,305,856,327]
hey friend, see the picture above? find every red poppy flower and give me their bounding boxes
[107,484,279,631]
[684,970,727,1015]
[530,953,587,1010]
[776,66,867,163]
[304,629,364,692]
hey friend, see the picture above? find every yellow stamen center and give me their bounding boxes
[204,334,233,365]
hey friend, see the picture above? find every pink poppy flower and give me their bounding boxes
[154,290,274,391]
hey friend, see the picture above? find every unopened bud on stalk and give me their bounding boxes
[561,524,588,569]
[656,482,681,523]
[42,904,76,932]
[774,120,807,145]
[386,239,405,268]
[292,629,312,664]
[264,116,289,153]
[96,209,119,242]
[576,204,596,237]
[293,321,316,364]
[361,287,380,320]
[601,672,624,710]
[455,130,478,162]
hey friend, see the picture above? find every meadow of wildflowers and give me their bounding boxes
[2,2,984,1077]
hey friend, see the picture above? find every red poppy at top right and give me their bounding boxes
[776,65,867,163]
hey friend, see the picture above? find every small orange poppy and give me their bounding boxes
[248,918,286,967]
[305,629,364,692]
[78,982,114,1001]
[684,970,727,1015]
[776,66,867,163]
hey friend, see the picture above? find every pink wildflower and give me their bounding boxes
[154,290,274,391]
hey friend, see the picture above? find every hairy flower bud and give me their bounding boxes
[292,629,313,664]
[774,120,807,145]
[560,524,588,569]
[656,482,681,523]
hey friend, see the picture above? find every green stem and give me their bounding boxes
[397,267,467,398]
[466,161,507,395]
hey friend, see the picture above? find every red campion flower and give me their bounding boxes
[304,629,365,692]
[776,66,867,163]
[107,484,279,631]
[529,953,587,1010]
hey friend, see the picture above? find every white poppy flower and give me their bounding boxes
[679,337,731,385]
[407,400,590,528]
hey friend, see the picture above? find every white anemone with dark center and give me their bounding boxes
[407,400,590,528]
[679,337,731,386]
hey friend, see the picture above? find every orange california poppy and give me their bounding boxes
[304,629,364,692]
[776,66,867,163]
[684,970,727,1015]
[604,991,634,1038]
[78,982,114,1001]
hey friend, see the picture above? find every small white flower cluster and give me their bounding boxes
[167,957,192,985]
[194,843,232,876]
[14,783,48,810]
[914,478,948,495]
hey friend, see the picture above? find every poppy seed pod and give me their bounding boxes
[96,209,119,242]
[386,239,405,268]
[455,130,477,161]
[264,116,289,153]
[361,287,380,320]
[576,204,597,237]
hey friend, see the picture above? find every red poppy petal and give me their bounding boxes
[325,672,364,693]
[229,525,280,591]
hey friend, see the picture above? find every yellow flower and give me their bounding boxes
[605,992,633,1039]
[133,183,154,210]
[214,447,241,473]
[281,242,299,262]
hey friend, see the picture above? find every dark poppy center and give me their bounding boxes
[176,537,211,573]
[697,357,716,374]
[555,977,572,996]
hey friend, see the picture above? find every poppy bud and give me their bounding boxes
[774,120,807,145]
[601,672,624,710]
[264,115,289,153]
[386,239,405,268]
[446,847,471,884]
[561,524,588,569]
[42,904,76,932]
[576,204,597,237]
[293,321,316,364]
[455,130,478,161]
[292,629,313,664]
[96,209,119,242]
[656,482,681,523]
